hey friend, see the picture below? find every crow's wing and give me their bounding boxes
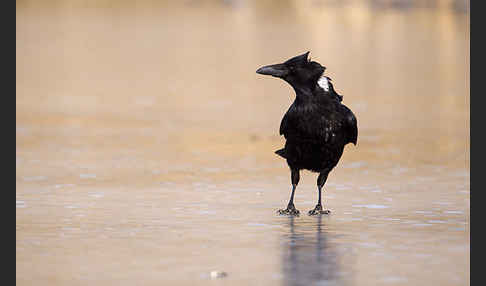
[313,103,357,145]
[340,104,358,145]
[279,100,357,146]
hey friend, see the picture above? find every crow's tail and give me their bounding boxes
[275,148,287,159]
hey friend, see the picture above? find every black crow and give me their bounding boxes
[256,52,358,216]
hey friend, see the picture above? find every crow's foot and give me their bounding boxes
[277,204,300,216]
[308,204,331,216]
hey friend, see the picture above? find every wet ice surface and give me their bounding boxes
[15,151,470,286]
[17,1,469,286]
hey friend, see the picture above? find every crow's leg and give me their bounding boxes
[308,170,331,216]
[278,169,300,216]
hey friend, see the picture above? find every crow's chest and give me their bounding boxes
[284,104,346,144]
[286,106,329,133]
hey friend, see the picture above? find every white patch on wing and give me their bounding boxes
[317,76,329,91]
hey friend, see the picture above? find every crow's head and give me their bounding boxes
[256,51,326,89]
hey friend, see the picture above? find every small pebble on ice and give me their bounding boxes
[210,271,227,279]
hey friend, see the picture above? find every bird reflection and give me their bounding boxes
[281,216,344,286]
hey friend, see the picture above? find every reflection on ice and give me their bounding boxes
[281,216,349,286]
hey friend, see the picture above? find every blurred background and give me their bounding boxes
[17,0,469,285]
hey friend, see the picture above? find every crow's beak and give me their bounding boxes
[256,63,288,78]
